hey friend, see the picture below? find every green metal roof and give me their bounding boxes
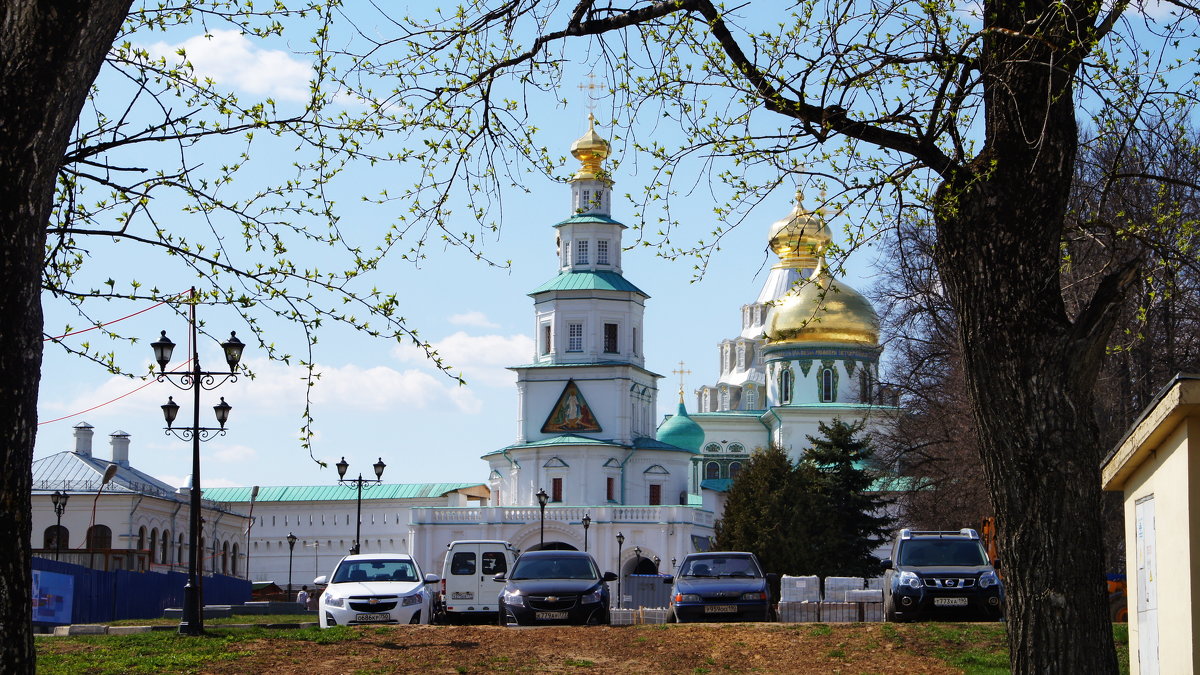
[482,435,626,458]
[528,270,648,297]
[633,437,697,454]
[701,479,733,492]
[202,482,484,503]
[554,214,626,227]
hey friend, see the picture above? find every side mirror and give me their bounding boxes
[602,571,618,582]
[493,573,507,582]
[313,575,328,586]
[424,573,441,585]
[662,576,674,585]
[880,559,893,571]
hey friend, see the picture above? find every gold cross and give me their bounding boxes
[671,361,692,403]
[577,72,606,113]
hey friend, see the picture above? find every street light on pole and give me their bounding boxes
[152,290,246,636]
[581,512,591,553]
[615,531,625,610]
[286,533,298,601]
[536,488,549,548]
[89,463,118,570]
[336,457,385,554]
[51,490,69,561]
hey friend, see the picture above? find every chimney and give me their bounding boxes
[110,430,131,467]
[73,422,94,456]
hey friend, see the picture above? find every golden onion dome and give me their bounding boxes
[570,113,611,181]
[763,262,880,346]
[768,190,832,269]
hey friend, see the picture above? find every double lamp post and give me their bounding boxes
[336,456,385,555]
[152,292,245,636]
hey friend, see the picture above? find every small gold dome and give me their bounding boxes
[570,113,610,180]
[768,190,831,269]
[764,264,879,345]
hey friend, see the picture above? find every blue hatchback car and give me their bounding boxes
[666,552,775,622]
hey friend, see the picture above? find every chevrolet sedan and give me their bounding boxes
[496,550,618,626]
[316,553,440,627]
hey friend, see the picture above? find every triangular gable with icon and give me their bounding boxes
[541,379,602,434]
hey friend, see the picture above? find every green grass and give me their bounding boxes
[106,613,316,627]
[36,626,358,675]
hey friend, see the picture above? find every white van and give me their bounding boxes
[440,540,519,620]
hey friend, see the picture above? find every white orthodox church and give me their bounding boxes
[33,116,896,592]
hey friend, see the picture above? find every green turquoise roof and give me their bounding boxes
[701,478,733,492]
[554,214,626,227]
[202,483,483,503]
[529,270,648,297]
[633,437,698,453]
[655,402,704,453]
[482,434,626,458]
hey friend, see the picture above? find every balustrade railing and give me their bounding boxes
[411,504,712,526]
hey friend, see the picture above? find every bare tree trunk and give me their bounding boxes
[0,1,133,671]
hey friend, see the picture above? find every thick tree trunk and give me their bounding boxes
[932,5,1123,670]
[0,1,133,671]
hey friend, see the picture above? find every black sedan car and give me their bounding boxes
[496,550,618,626]
[666,552,775,622]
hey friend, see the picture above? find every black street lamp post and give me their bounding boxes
[336,457,385,554]
[653,555,661,572]
[51,490,69,561]
[671,557,677,570]
[153,289,246,636]
[633,546,642,574]
[615,531,625,610]
[581,512,591,552]
[286,533,298,601]
[536,488,549,548]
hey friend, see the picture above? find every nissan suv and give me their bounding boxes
[881,528,1004,622]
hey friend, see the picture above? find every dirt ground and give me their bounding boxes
[204,622,1002,674]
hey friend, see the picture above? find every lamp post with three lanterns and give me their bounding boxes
[152,290,245,636]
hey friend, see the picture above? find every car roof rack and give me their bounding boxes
[899,528,979,540]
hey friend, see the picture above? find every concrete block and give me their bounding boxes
[846,589,883,603]
[823,577,865,602]
[862,603,884,622]
[107,626,152,635]
[865,577,885,591]
[54,625,108,636]
[820,602,859,622]
[780,575,821,602]
[777,601,820,622]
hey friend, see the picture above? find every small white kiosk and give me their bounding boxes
[1102,374,1200,675]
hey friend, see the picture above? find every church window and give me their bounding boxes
[137,527,146,551]
[562,240,571,267]
[161,529,170,564]
[232,543,240,576]
[729,443,745,454]
[43,525,68,551]
[604,323,618,353]
[704,443,721,453]
[552,477,563,502]
[597,240,609,265]
[149,528,157,556]
[568,323,583,352]
[649,484,662,506]
[719,387,729,411]
[744,386,757,409]
[821,368,835,402]
[705,462,720,480]
[729,462,743,480]
[576,240,589,264]
[737,343,746,369]
[581,189,591,210]
[542,324,552,355]
[86,524,112,550]
[606,477,615,502]
[632,327,638,356]
[780,369,793,404]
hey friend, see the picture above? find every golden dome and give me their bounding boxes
[763,262,879,346]
[768,190,831,269]
[570,113,610,181]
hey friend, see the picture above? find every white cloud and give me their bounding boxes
[394,331,533,388]
[145,29,312,102]
[212,444,258,463]
[449,311,500,329]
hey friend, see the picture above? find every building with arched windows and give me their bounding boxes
[682,192,898,514]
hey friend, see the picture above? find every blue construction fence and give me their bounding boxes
[32,557,250,626]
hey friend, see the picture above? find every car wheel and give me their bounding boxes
[884,596,900,623]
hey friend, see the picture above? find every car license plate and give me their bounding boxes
[535,611,568,620]
[704,605,738,613]
[934,597,969,607]
[355,612,391,622]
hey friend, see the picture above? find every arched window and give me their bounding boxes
[705,462,720,480]
[719,387,730,411]
[86,524,112,550]
[728,443,745,454]
[149,529,158,557]
[222,541,230,574]
[232,543,240,576]
[704,443,721,454]
[43,525,68,551]
[744,386,757,410]
[821,368,835,402]
[137,526,146,551]
[729,462,743,480]
[161,529,170,564]
[177,533,185,564]
[780,369,793,404]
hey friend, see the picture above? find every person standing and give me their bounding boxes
[296,585,309,608]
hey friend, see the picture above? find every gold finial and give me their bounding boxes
[570,113,610,181]
[672,361,692,404]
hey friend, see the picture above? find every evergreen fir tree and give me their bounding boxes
[802,418,896,577]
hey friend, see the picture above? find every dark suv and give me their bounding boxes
[881,528,1004,622]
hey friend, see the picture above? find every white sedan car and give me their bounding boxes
[315,553,440,627]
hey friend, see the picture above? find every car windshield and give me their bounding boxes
[899,539,989,566]
[510,556,598,580]
[680,555,762,578]
[332,559,419,583]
